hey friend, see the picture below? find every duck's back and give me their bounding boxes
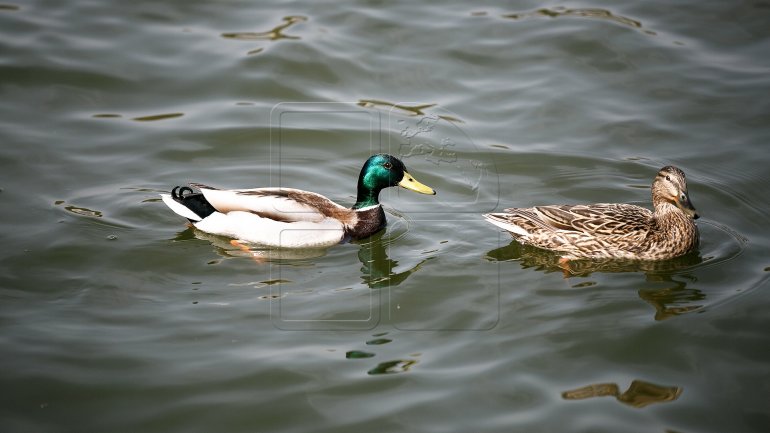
[523,203,653,237]
[485,203,654,259]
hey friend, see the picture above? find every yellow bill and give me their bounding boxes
[398,171,436,195]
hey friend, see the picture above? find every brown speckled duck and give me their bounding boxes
[483,166,700,260]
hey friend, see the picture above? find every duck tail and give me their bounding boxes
[482,213,529,237]
[161,186,217,222]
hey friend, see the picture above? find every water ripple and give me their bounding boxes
[221,15,308,41]
[358,99,463,123]
[474,5,690,45]
[345,350,375,359]
[91,112,185,122]
[367,359,418,375]
[502,7,643,29]
[221,15,308,55]
[55,200,103,218]
[132,112,184,122]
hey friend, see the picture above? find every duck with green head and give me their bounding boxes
[161,154,436,248]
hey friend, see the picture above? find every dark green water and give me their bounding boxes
[2,1,770,432]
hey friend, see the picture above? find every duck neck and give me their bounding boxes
[652,201,697,240]
[652,201,682,224]
[353,183,382,209]
[650,200,699,254]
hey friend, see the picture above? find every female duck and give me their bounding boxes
[161,154,436,248]
[483,166,699,260]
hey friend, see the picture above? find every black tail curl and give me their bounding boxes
[172,186,194,199]
[169,185,217,221]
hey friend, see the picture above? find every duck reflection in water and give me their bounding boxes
[486,240,703,276]
[638,275,705,320]
[486,241,706,320]
[175,228,428,289]
[354,231,431,289]
[562,379,683,408]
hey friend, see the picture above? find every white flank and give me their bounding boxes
[482,213,529,237]
[198,187,335,223]
[161,194,203,221]
[194,211,345,248]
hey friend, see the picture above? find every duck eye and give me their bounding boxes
[665,175,671,181]
[383,162,392,169]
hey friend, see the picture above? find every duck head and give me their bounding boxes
[653,166,699,220]
[354,154,435,208]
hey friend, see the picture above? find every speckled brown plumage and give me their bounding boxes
[483,166,700,260]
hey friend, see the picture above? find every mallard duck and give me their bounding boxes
[483,166,699,260]
[161,154,436,248]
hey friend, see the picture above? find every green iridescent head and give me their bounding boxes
[353,154,435,209]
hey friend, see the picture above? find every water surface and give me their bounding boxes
[2,1,770,432]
